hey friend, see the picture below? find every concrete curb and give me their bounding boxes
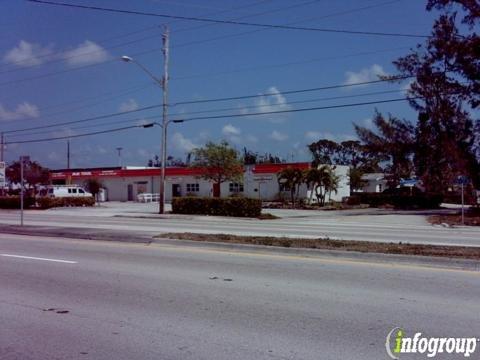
[0,225,152,244]
[151,237,480,271]
[0,226,478,271]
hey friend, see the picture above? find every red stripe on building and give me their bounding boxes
[252,162,310,174]
[50,162,311,180]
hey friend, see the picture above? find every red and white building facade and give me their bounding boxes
[50,162,350,202]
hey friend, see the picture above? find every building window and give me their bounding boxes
[186,183,200,192]
[229,182,244,193]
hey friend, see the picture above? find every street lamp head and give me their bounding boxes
[121,55,133,63]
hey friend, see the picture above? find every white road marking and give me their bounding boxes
[0,254,77,264]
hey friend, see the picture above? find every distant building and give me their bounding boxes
[360,173,387,193]
[50,162,350,202]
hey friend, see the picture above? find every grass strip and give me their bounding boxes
[157,232,480,260]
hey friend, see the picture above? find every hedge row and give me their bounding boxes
[0,196,35,209]
[37,197,95,209]
[0,196,95,209]
[347,193,443,209]
[172,197,262,217]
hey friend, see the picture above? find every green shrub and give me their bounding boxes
[0,196,35,209]
[172,197,262,217]
[351,192,443,209]
[37,196,95,209]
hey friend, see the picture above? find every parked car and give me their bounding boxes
[46,185,92,198]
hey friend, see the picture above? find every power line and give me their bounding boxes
[176,97,419,123]
[2,104,163,134]
[171,77,412,106]
[2,77,410,134]
[27,0,430,39]
[6,88,407,139]
[171,47,409,81]
[2,1,408,87]
[6,115,161,138]
[1,0,275,73]
[4,97,419,145]
[5,125,145,145]
[171,0,405,50]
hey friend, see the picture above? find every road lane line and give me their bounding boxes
[0,254,77,264]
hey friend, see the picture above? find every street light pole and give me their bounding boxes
[122,25,169,214]
[159,26,169,214]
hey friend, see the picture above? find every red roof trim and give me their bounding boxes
[252,162,310,174]
[50,163,311,179]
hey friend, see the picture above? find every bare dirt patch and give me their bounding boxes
[429,209,480,226]
[157,232,480,260]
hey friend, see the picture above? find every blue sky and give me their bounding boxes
[0,0,439,169]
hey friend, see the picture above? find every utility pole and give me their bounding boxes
[116,147,123,167]
[20,155,29,226]
[67,140,70,169]
[1,132,4,162]
[159,25,169,214]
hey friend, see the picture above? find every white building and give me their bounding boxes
[360,173,387,193]
[50,163,350,202]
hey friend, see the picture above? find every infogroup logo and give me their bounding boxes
[385,328,478,359]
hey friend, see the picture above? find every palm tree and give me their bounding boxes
[304,166,340,206]
[277,167,304,208]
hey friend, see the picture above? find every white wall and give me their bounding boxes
[71,164,350,202]
[306,165,350,203]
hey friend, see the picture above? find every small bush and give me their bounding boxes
[351,192,443,209]
[37,196,95,209]
[0,196,35,209]
[346,195,361,206]
[172,197,262,217]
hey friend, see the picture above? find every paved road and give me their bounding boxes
[1,204,480,246]
[1,234,479,360]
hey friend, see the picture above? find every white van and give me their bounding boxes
[47,185,93,198]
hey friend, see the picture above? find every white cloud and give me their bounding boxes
[304,131,335,142]
[363,118,374,129]
[97,145,108,155]
[137,148,150,158]
[344,64,386,86]
[3,40,53,67]
[198,130,210,141]
[339,134,357,141]
[269,130,288,141]
[119,99,139,112]
[63,40,109,66]
[304,131,357,142]
[0,102,40,121]
[249,86,292,123]
[401,78,415,93]
[48,151,60,161]
[51,128,77,138]
[171,132,197,152]
[222,124,241,136]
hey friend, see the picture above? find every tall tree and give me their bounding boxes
[6,160,50,186]
[354,110,415,188]
[387,2,479,192]
[84,178,102,204]
[304,166,339,206]
[308,139,339,166]
[190,141,243,198]
[277,167,304,207]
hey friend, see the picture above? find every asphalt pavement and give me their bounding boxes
[0,202,480,247]
[1,233,479,360]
